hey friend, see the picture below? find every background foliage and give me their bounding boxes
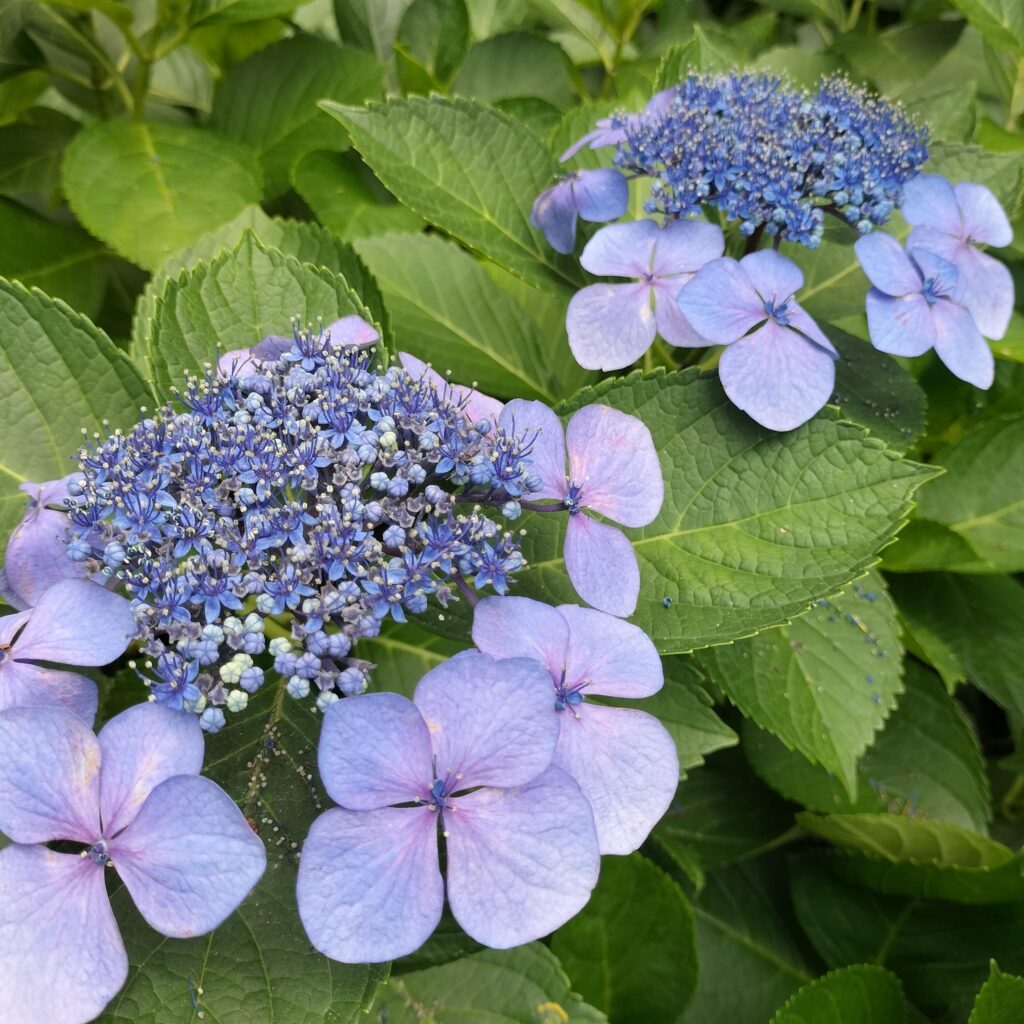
[2,0,1024,1020]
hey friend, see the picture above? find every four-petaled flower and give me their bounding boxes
[296,650,599,963]
[901,173,1014,341]
[854,233,993,389]
[566,219,725,371]
[0,579,135,724]
[0,703,266,1024]
[678,251,839,431]
[472,596,678,854]
[499,400,663,617]
[530,168,629,255]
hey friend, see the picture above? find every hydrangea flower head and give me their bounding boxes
[499,400,663,617]
[854,232,993,389]
[678,250,839,431]
[296,650,599,962]
[0,702,265,1023]
[901,172,1014,340]
[566,218,725,370]
[530,168,629,254]
[0,578,134,723]
[472,596,678,854]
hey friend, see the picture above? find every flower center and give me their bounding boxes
[87,840,111,866]
[0,643,9,666]
[763,297,792,326]
[921,277,943,305]
[563,482,585,515]
[554,666,587,713]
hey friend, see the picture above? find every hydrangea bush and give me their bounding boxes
[1,0,1024,1021]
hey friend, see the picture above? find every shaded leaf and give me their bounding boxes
[770,964,905,1024]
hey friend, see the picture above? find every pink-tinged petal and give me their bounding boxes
[719,321,836,432]
[854,233,922,297]
[558,604,662,698]
[471,596,568,682]
[498,400,567,501]
[98,702,204,836]
[932,300,994,390]
[950,245,1015,340]
[901,173,962,235]
[865,289,935,357]
[565,515,639,618]
[955,181,1012,248]
[0,706,100,843]
[579,219,660,278]
[566,282,656,371]
[650,219,725,277]
[399,353,504,428]
[530,180,578,255]
[740,250,804,302]
[787,302,839,356]
[555,705,678,854]
[676,257,764,343]
[906,224,961,264]
[413,651,558,789]
[297,806,441,963]
[217,347,260,377]
[13,579,134,666]
[0,662,98,724]
[318,692,433,809]
[571,168,629,224]
[3,507,86,611]
[0,845,127,1024]
[652,279,709,348]
[446,767,599,948]
[110,775,266,937]
[566,405,662,527]
[0,610,30,646]
[325,315,379,349]
[249,335,292,362]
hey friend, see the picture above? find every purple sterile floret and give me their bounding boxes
[900,172,1015,341]
[498,400,663,618]
[566,218,725,371]
[530,168,629,254]
[398,352,505,430]
[0,702,265,1024]
[559,89,675,162]
[678,250,839,431]
[0,578,134,724]
[295,650,600,963]
[854,231,993,390]
[472,596,678,854]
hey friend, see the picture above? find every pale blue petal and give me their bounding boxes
[865,289,935,357]
[571,168,629,224]
[471,596,569,683]
[650,219,725,278]
[652,279,709,347]
[854,232,921,297]
[564,514,639,618]
[910,248,963,303]
[530,180,577,254]
[788,303,839,356]
[566,282,656,371]
[578,219,659,278]
[498,400,567,501]
[324,315,379,349]
[740,250,803,303]
[900,173,961,235]
[951,244,1015,340]
[932,299,994,389]
[955,181,1012,248]
[676,258,764,343]
[0,663,97,724]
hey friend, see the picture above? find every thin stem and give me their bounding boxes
[845,0,865,32]
[1002,772,1024,820]
[1006,54,1024,131]
[651,338,677,371]
[451,572,479,607]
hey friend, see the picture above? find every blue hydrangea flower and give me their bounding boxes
[854,232,993,389]
[296,651,599,962]
[0,702,265,1022]
[0,578,134,724]
[498,400,663,617]
[566,218,725,370]
[530,168,629,254]
[901,173,1014,340]
[472,596,678,854]
[678,251,839,431]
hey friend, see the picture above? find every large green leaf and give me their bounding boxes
[550,855,697,1024]
[355,231,561,401]
[948,0,1024,54]
[322,95,583,291]
[511,370,934,654]
[0,108,78,200]
[333,0,414,60]
[395,0,470,92]
[209,36,385,197]
[451,31,576,106]
[968,964,1024,1024]
[769,965,905,1024]
[0,278,150,543]
[700,571,904,797]
[928,141,1024,214]
[370,944,607,1023]
[148,233,374,399]
[62,121,262,271]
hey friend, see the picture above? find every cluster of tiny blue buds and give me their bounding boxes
[616,72,928,247]
[63,324,535,729]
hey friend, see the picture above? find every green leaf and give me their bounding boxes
[520,0,617,70]
[928,141,1024,215]
[370,944,608,1023]
[948,0,1024,54]
[0,108,78,200]
[451,31,576,107]
[148,233,375,399]
[0,69,47,125]
[550,855,697,1024]
[511,370,935,655]
[321,95,583,291]
[62,121,262,271]
[0,278,151,544]
[209,36,384,197]
[354,231,560,401]
[149,46,215,113]
[188,0,313,24]
[333,0,414,60]
[969,963,1024,1024]
[395,0,470,92]
[882,518,993,574]
[913,414,1024,572]
[0,197,107,319]
[829,327,927,453]
[290,150,426,241]
[754,0,846,30]
[770,965,905,1024]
